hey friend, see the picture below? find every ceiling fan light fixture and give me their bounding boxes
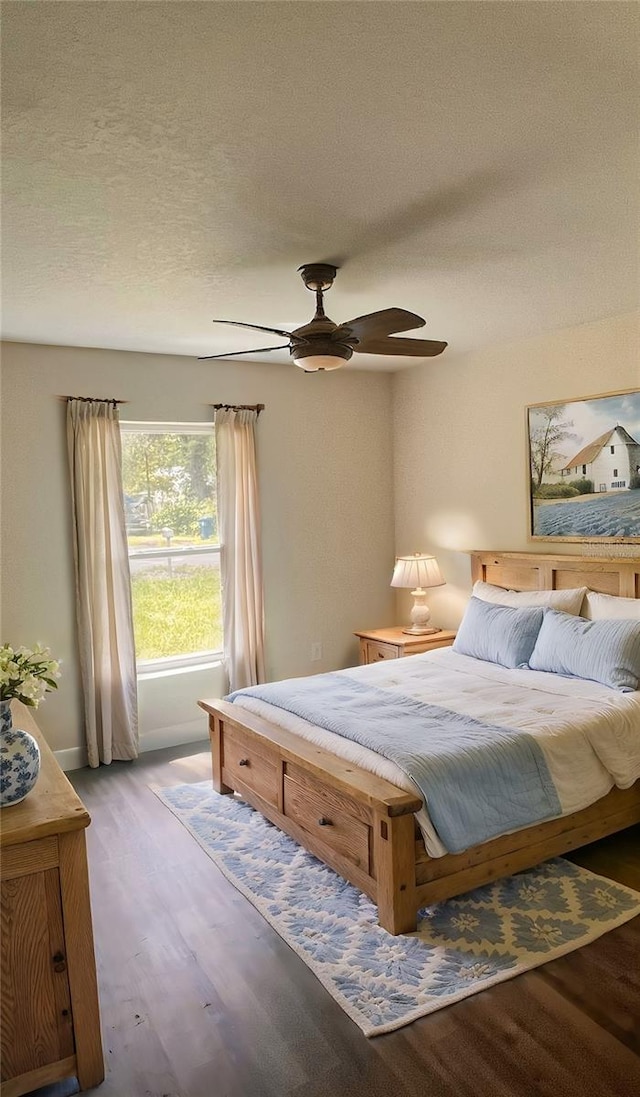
[291,337,354,372]
[293,353,347,372]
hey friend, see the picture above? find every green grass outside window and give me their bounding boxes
[131,565,223,661]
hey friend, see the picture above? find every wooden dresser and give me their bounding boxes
[1,702,104,1097]
[354,626,456,665]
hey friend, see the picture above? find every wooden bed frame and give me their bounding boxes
[199,550,640,935]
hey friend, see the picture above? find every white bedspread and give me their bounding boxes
[231,648,640,856]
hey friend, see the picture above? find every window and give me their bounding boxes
[611,446,615,454]
[582,465,587,475]
[613,468,618,478]
[120,423,221,668]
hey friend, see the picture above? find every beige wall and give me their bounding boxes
[0,342,395,763]
[3,312,637,762]
[392,310,640,630]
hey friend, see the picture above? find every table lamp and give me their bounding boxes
[391,553,445,635]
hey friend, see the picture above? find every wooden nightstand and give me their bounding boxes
[354,627,456,666]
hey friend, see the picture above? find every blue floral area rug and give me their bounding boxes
[155,782,640,1037]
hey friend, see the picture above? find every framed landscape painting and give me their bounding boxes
[527,388,640,543]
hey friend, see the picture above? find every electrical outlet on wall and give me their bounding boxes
[310,642,322,662]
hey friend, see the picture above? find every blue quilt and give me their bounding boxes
[228,673,562,853]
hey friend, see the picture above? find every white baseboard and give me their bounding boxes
[139,719,208,754]
[55,745,89,772]
[55,719,209,772]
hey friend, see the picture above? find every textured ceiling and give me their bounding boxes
[2,1,639,371]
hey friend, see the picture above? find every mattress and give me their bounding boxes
[230,647,640,856]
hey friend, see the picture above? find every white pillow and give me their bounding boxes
[582,591,640,621]
[472,580,587,616]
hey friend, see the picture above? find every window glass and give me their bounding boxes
[121,426,222,664]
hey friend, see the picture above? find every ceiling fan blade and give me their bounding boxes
[212,319,293,338]
[336,308,426,342]
[354,337,448,357]
[198,344,291,360]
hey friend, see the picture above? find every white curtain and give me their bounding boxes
[215,408,266,691]
[67,400,139,766]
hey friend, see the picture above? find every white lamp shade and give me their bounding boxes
[391,553,445,590]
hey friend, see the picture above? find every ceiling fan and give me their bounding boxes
[198,263,447,372]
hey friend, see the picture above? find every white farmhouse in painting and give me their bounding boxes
[561,425,640,491]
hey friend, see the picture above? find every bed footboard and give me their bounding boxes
[199,698,423,934]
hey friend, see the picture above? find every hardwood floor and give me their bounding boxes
[28,743,640,1097]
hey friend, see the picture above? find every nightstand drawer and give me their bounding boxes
[222,728,280,807]
[356,628,456,665]
[364,640,399,663]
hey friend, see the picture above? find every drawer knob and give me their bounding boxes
[52,951,67,973]
[318,816,332,826]
[238,758,250,767]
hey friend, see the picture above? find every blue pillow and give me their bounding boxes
[528,609,640,692]
[453,597,544,669]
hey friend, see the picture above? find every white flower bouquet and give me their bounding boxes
[0,645,61,707]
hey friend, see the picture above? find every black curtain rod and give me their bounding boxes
[59,395,128,405]
[211,403,265,415]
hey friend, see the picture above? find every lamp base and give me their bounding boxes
[401,625,441,636]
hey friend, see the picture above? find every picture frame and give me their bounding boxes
[527,387,640,543]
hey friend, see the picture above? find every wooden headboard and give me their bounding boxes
[470,550,640,600]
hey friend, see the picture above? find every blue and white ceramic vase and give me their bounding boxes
[0,700,41,806]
